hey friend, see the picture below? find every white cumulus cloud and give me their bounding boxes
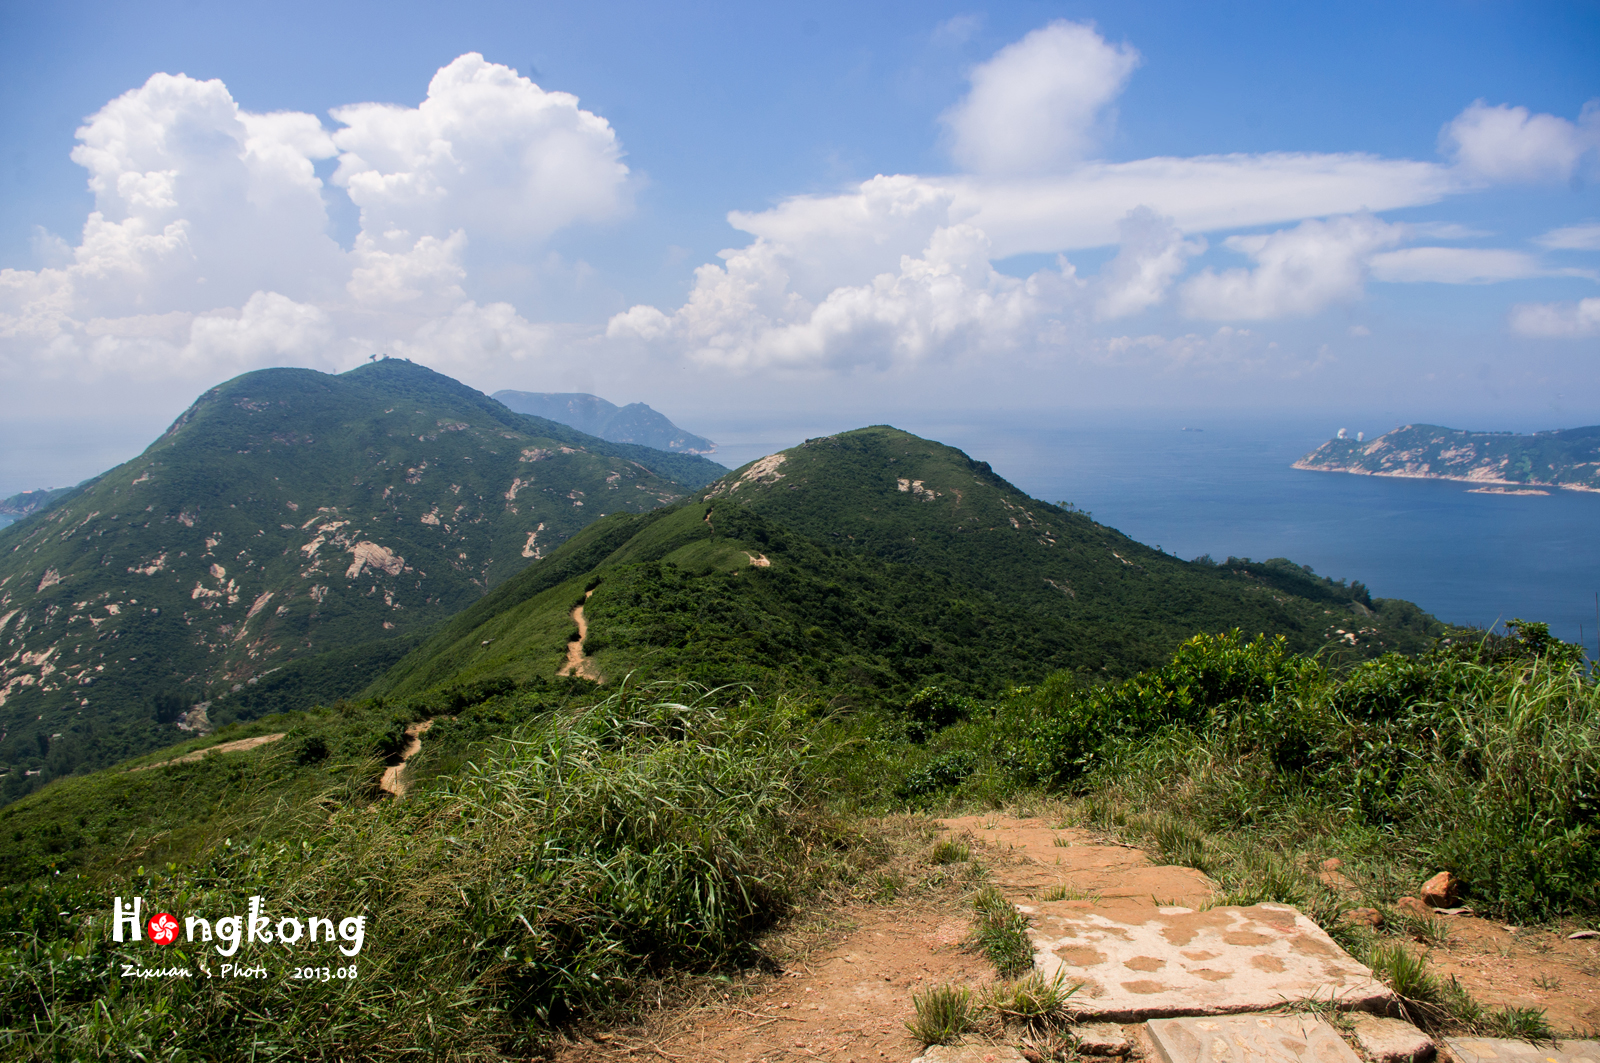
[941,20,1140,175]
[1094,208,1205,319]
[1509,297,1600,338]
[609,225,1081,371]
[1,55,622,386]
[1180,214,1403,320]
[1442,100,1600,184]
[330,53,630,246]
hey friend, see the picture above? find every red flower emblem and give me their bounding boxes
[147,912,180,945]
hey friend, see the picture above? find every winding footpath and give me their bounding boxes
[558,588,602,682]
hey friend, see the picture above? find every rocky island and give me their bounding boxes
[1295,423,1600,493]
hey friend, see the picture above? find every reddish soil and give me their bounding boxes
[1418,915,1600,1036]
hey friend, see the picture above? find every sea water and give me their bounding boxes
[702,411,1600,652]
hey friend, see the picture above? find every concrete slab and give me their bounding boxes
[1023,901,1395,1021]
[1347,1014,1434,1063]
[1148,1013,1362,1063]
[1445,1039,1600,1063]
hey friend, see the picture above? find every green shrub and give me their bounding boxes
[900,751,978,798]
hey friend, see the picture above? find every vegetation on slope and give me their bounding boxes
[5,619,1594,1056]
[7,422,1590,1056]
[367,427,1444,715]
[0,360,724,801]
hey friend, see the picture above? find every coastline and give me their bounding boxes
[1291,459,1600,494]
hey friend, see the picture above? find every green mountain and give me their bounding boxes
[0,360,725,800]
[492,390,717,454]
[368,426,1445,709]
[1296,423,1600,493]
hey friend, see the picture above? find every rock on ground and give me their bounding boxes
[911,1046,1029,1063]
[1347,1014,1435,1063]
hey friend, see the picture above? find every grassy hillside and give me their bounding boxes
[367,427,1444,714]
[0,360,724,801]
[23,422,1584,1061]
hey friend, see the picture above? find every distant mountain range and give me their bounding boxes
[0,487,74,528]
[492,391,716,454]
[1296,424,1600,494]
[0,360,725,800]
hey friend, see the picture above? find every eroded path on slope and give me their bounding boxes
[558,588,602,682]
[379,718,433,797]
[130,732,286,772]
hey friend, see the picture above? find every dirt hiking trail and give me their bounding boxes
[559,588,602,681]
[379,719,433,797]
[553,814,1600,1063]
[130,732,286,772]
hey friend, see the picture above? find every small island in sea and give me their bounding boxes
[1295,423,1600,493]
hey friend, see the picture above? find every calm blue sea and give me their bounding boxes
[703,412,1600,653]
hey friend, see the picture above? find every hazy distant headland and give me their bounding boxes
[1295,423,1600,495]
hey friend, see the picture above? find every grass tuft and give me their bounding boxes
[967,886,1034,977]
[905,983,976,1046]
[984,969,1079,1028]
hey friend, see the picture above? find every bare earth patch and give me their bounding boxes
[130,732,286,772]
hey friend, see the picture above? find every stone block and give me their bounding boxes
[1347,1014,1434,1063]
[1148,1013,1362,1063]
[910,1045,1028,1063]
[1077,1022,1134,1056]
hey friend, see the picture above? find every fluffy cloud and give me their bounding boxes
[940,20,1140,175]
[330,53,630,245]
[1508,298,1600,338]
[730,155,1457,266]
[1094,208,1204,319]
[1,55,623,385]
[609,225,1080,371]
[1180,215,1403,320]
[1442,100,1600,184]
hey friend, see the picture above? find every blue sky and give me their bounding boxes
[1,0,1598,494]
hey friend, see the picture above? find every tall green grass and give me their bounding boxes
[4,682,825,1059]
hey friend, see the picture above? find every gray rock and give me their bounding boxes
[1347,1014,1434,1063]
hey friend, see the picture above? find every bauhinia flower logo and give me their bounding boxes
[147,912,180,945]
